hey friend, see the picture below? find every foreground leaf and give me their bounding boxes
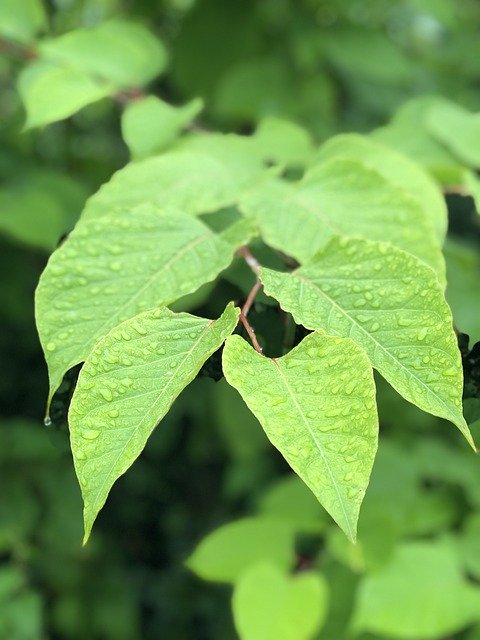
[240,158,444,283]
[232,562,328,640]
[83,148,263,220]
[36,205,234,401]
[260,237,473,447]
[353,541,480,639]
[69,303,239,542]
[313,133,447,243]
[187,517,294,583]
[222,332,378,541]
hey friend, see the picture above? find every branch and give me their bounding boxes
[237,247,263,353]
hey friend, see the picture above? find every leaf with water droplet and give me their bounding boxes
[260,236,474,448]
[239,157,445,286]
[69,303,239,543]
[222,332,378,541]
[36,204,235,404]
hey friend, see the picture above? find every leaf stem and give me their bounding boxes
[237,246,263,353]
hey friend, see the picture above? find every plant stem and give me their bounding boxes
[238,247,263,353]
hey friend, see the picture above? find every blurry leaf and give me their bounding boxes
[313,133,448,243]
[445,238,480,344]
[121,96,203,158]
[323,29,412,86]
[252,117,315,167]
[372,96,464,184]
[353,541,480,639]
[232,562,328,640]
[69,304,239,541]
[0,567,24,600]
[18,60,111,128]
[214,57,295,123]
[463,171,480,214]
[258,475,329,534]
[187,518,295,583]
[240,158,445,284]
[83,148,263,220]
[0,169,87,250]
[427,101,480,168]
[261,237,472,446]
[39,20,167,88]
[0,0,46,42]
[36,205,234,401]
[212,378,267,461]
[457,512,480,580]
[223,332,378,542]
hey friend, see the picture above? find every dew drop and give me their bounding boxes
[46,342,56,352]
[99,388,113,402]
[44,415,52,427]
[82,429,100,440]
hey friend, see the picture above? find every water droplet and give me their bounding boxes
[99,388,113,402]
[370,322,380,332]
[44,416,52,427]
[108,409,119,418]
[46,342,56,352]
[81,429,100,440]
[417,327,428,341]
[353,298,367,308]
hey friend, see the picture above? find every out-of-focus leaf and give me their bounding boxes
[121,96,203,158]
[445,238,480,344]
[187,518,295,583]
[39,20,167,88]
[18,60,111,128]
[0,0,46,42]
[232,562,328,640]
[353,541,480,639]
[427,101,480,168]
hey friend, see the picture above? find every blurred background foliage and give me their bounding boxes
[1,0,480,638]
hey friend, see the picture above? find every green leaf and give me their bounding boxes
[0,168,86,250]
[69,303,239,542]
[258,475,329,533]
[187,517,294,583]
[240,158,445,284]
[82,148,263,220]
[372,96,464,183]
[18,60,111,128]
[261,237,473,447]
[252,117,315,167]
[427,100,480,168]
[457,512,480,580]
[36,204,235,402]
[222,332,378,541]
[121,96,203,159]
[0,0,46,42]
[232,562,328,640]
[39,20,167,88]
[353,541,480,639]
[313,133,448,243]
[445,238,480,344]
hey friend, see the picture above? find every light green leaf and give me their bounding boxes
[187,518,294,583]
[463,171,480,215]
[39,20,167,88]
[260,236,472,447]
[457,513,480,580]
[258,475,329,533]
[36,204,234,402]
[240,158,445,285]
[232,562,328,640]
[18,60,111,128]
[427,101,480,168]
[0,0,45,42]
[83,149,262,220]
[222,332,378,541]
[445,238,480,344]
[372,96,464,183]
[69,303,239,542]
[0,168,86,250]
[252,117,315,167]
[353,541,480,639]
[313,133,448,243]
[121,96,203,159]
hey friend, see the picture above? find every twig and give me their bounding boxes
[239,314,263,354]
[242,279,261,318]
[237,245,260,275]
[237,247,263,353]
